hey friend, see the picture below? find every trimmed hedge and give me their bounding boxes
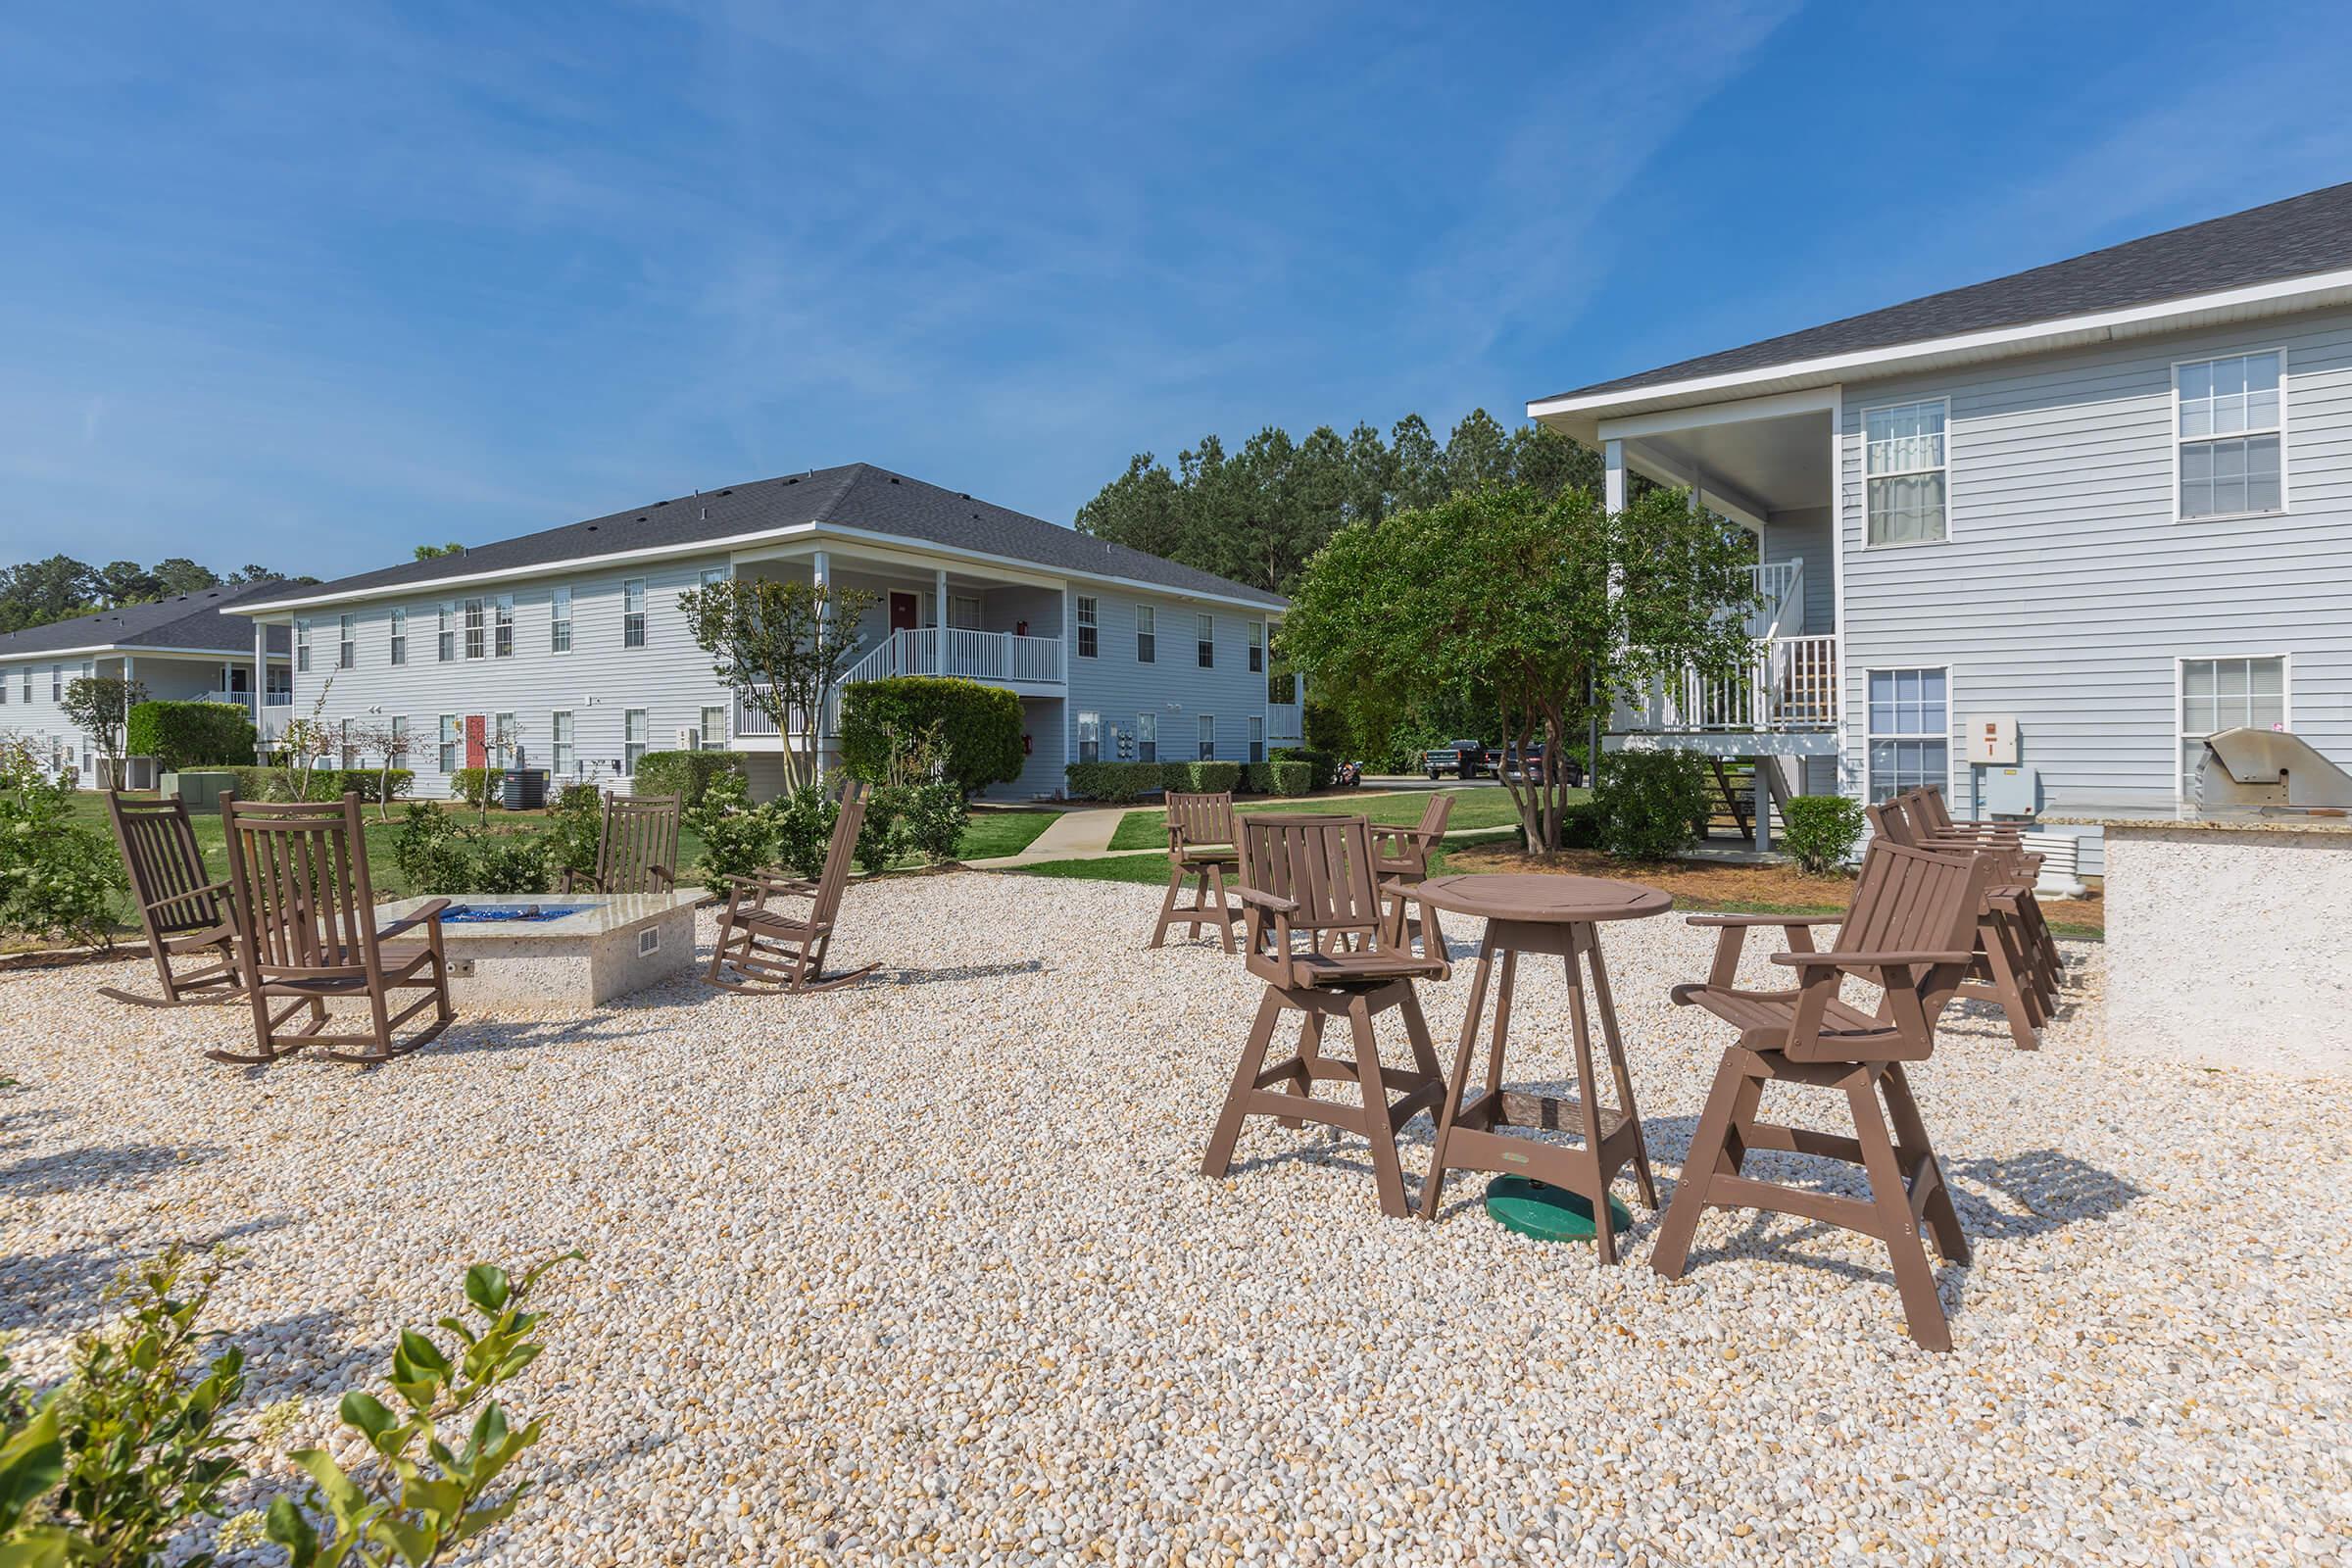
[1160,760,1243,794]
[125,700,257,771]
[1244,760,1313,796]
[631,749,749,808]
[219,765,413,803]
[1063,760,1162,803]
[839,676,1024,796]
[1781,794,1866,874]
[1269,747,1335,791]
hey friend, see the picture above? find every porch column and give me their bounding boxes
[1061,585,1075,791]
[811,551,830,780]
[254,618,269,756]
[1595,440,1625,793]
[934,567,948,629]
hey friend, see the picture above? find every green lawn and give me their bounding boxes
[1010,828,1523,886]
[1104,787,1558,851]
[958,808,1057,859]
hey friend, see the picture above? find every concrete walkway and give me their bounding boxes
[967,805,1132,867]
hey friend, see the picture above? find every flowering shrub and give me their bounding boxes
[0,737,123,949]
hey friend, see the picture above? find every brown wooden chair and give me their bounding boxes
[562,792,680,895]
[217,792,454,1065]
[1904,785,2065,999]
[1872,795,2055,1049]
[99,790,244,1008]
[705,777,875,994]
[1150,790,1243,953]
[1370,792,1453,946]
[1650,839,1991,1351]
[1200,814,1450,1217]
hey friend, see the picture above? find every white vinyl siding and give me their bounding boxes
[2179,655,2286,803]
[1866,667,1948,803]
[2177,351,2284,520]
[1863,399,1948,545]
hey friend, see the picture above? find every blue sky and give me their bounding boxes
[4,0,2351,578]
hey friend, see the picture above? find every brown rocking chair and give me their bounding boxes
[705,777,875,994]
[561,792,680,895]
[218,792,455,1065]
[1871,794,2057,1050]
[99,790,244,1008]
[1201,814,1451,1217]
[1650,838,1991,1350]
[1150,790,1243,953]
[1369,792,1452,946]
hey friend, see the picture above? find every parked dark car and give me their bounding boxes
[1423,739,1488,780]
[1497,743,1586,789]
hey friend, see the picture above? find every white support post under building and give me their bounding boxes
[811,550,831,781]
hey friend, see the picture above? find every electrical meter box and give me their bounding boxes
[1983,765,2038,816]
[1966,714,2019,765]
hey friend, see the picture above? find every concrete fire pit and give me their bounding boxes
[374,891,702,1009]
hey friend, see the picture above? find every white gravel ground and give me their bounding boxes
[2,873,2348,1568]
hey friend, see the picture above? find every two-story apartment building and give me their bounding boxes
[226,464,1295,801]
[0,586,293,786]
[1531,181,2352,873]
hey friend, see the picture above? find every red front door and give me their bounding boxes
[889,592,919,632]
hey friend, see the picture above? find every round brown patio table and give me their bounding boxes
[1411,873,1673,1262]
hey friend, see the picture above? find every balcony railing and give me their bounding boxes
[1740,559,1805,638]
[1266,701,1303,746]
[839,627,1065,689]
[1621,633,1838,733]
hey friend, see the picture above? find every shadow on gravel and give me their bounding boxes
[0,1213,297,1338]
[1,1139,221,1197]
[874,959,1046,988]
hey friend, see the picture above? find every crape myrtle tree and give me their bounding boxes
[1280,484,1757,851]
[679,576,879,794]
[61,674,148,785]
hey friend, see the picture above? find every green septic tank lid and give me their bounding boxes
[1484,1175,1633,1243]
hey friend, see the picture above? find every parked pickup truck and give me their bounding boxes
[1423,739,1490,780]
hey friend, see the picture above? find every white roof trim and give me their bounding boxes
[0,643,291,662]
[1530,263,2352,424]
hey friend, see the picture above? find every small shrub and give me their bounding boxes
[839,676,1023,796]
[392,802,473,894]
[900,780,968,863]
[686,770,768,890]
[1244,760,1314,796]
[632,750,749,809]
[449,767,506,808]
[855,783,912,874]
[542,784,606,883]
[1269,747,1335,791]
[0,740,123,949]
[1558,798,1601,849]
[228,764,294,802]
[1160,760,1243,794]
[1781,794,1866,874]
[766,785,839,878]
[1593,751,1712,860]
[125,700,257,771]
[1062,760,1161,803]
[293,767,414,804]
[472,834,551,895]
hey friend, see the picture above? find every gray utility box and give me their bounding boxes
[1981,764,2038,817]
[168,770,242,808]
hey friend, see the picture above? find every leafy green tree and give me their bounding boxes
[95,561,162,607]
[1387,414,1448,512]
[0,555,98,632]
[152,559,222,595]
[412,543,464,561]
[1282,484,1756,850]
[62,673,149,783]
[678,577,878,793]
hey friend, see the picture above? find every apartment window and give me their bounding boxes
[1248,622,1263,674]
[1135,711,1156,763]
[700,706,727,750]
[2180,656,2286,802]
[623,709,648,773]
[551,586,573,654]
[463,598,486,660]
[2178,351,2284,519]
[18,668,27,703]
[436,603,456,662]
[1076,710,1102,764]
[0,671,9,705]
[294,620,311,674]
[1075,595,1098,659]
[1135,606,1155,663]
[700,565,728,590]
[438,714,460,773]
[337,613,356,669]
[339,718,356,768]
[1195,714,1216,760]
[50,664,62,702]
[389,608,408,666]
[1865,667,1949,803]
[1863,399,1948,545]
[493,712,515,768]
[550,710,574,776]
[949,595,981,630]
[493,594,515,659]
[1197,613,1214,669]
[1249,715,1264,763]
[387,715,408,765]
[622,579,648,648]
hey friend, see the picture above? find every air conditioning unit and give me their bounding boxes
[675,726,701,751]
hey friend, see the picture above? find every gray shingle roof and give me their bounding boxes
[1545,181,2352,403]
[236,465,1288,611]
[0,580,294,659]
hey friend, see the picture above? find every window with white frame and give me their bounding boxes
[700,565,728,590]
[438,714,460,773]
[1249,714,1264,762]
[1,669,10,705]
[1136,711,1156,762]
[51,664,63,701]
[18,668,27,703]
[700,706,727,750]
[387,715,408,764]
[550,710,574,775]
[1135,606,1155,663]
[436,603,455,662]
[2178,351,2283,519]
[1248,622,1263,673]
[1197,714,1215,760]
[623,579,647,648]
[389,608,408,666]
[551,586,573,654]
[337,613,356,669]
[1865,667,1949,802]
[949,595,981,630]
[463,598,486,660]
[493,594,514,658]
[1075,595,1098,658]
[623,708,648,772]
[1863,400,1948,545]
[294,620,311,674]
[493,711,515,768]
[1076,710,1102,763]
[2180,655,2286,801]
[1197,613,1214,668]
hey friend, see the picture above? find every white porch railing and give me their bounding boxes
[1622,633,1838,732]
[1740,559,1804,638]
[733,686,833,741]
[838,627,1066,688]
[1266,701,1303,746]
